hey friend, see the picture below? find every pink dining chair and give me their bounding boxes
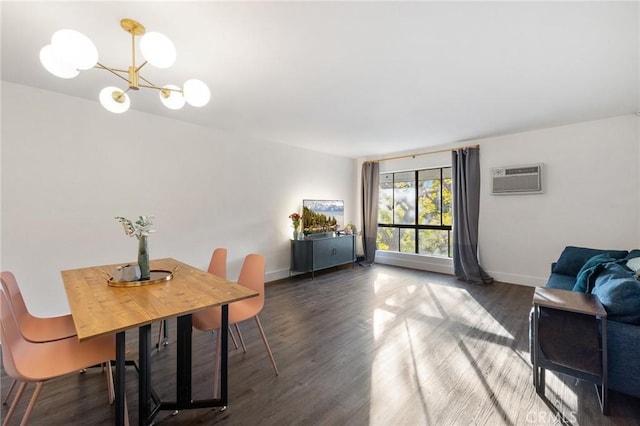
[205,248,240,350]
[205,248,241,350]
[0,271,77,343]
[192,253,279,396]
[156,248,239,350]
[0,289,116,425]
[208,247,228,279]
[0,272,110,406]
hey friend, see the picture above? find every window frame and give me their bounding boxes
[377,167,453,257]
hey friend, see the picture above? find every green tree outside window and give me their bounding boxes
[377,167,452,257]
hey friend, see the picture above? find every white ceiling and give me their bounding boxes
[2,1,639,159]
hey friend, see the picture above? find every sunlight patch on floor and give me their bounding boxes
[372,271,395,293]
[372,307,396,341]
[368,280,525,424]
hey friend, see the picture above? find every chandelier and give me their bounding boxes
[40,18,210,113]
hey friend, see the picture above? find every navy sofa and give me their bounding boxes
[531,246,640,398]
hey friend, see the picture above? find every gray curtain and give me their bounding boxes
[361,161,380,264]
[452,148,493,284]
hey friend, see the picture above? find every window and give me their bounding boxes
[377,167,452,257]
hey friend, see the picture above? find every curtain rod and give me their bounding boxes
[374,143,480,163]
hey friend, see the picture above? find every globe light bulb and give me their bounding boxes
[140,32,176,69]
[99,87,130,113]
[51,29,98,71]
[159,85,185,110]
[40,44,80,79]
[183,79,210,107]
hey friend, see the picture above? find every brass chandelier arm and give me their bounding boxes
[95,64,129,73]
[137,74,159,88]
[136,61,148,73]
[138,83,182,95]
[95,62,182,95]
[138,83,166,91]
[138,77,182,93]
[95,63,131,84]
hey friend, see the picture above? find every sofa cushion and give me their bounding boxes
[625,250,640,278]
[573,253,621,293]
[552,246,628,277]
[546,273,576,291]
[624,249,640,260]
[627,258,640,278]
[592,263,640,325]
[605,320,640,397]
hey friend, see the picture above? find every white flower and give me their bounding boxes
[115,215,155,239]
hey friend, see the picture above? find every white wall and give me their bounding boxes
[2,83,637,317]
[0,82,357,316]
[479,115,640,286]
[361,115,640,287]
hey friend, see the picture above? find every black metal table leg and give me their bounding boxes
[115,331,126,426]
[139,324,151,426]
[176,314,193,405]
[154,305,231,417]
[220,304,229,406]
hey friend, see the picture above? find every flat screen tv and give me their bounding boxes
[302,199,344,234]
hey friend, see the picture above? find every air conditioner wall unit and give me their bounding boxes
[491,164,543,195]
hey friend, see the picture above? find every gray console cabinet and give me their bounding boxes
[290,234,356,278]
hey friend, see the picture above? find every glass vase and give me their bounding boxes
[138,235,150,280]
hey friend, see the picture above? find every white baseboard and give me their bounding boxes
[374,251,454,275]
[267,255,549,288]
[266,268,291,283]
[374,251,548,287]
[486,271,546,287]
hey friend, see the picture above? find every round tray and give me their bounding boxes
[108,269,173,288]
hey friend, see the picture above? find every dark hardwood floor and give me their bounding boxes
[2,264,640,425]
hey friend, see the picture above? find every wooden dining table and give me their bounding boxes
[61,257,258,426]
